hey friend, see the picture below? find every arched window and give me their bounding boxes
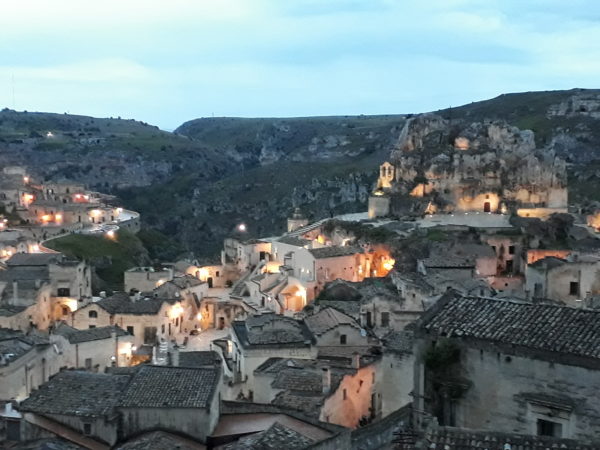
[88,310,98,318]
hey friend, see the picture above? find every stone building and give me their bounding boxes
[224,314,316,397]
[119,365,221,442]
[52,323,134,370]
[71,293,192,348]
[0,328,62,401]
[0,253,92,331]
[525,253,600,305]
[124,266,174,293]
[18,371,130,447]
[253,356,378,428]
[305,307,369,347]
[368,114,568,219]
[413,293,600,442]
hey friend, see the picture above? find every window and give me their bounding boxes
[89,325,96,329]
[83,423,92,435]
[508,245,515,255]
[88,310,98,318]
[85,358,92,370]
[343,389,347,400]
[127,326,134,336]
[57,287,70,297]
[161,324,165,334]
[216,271,220,277]
[381,312,390,327]
[537,419,562,437]
[340,334,347,345]
[569,282,579,296]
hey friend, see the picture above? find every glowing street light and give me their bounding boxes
[237,223,247,232]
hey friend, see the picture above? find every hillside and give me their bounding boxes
[3,89,600,260]
[44,230,149,292]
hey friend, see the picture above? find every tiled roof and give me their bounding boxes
[168,275,204,289]
[5,253,62,266]
[277,236,310,247]
[224,421,314,450]
[382,330,414,354]
[94,293,175,315]
[529,256,567,269]
[305,307,361,336]
[54,323,128,344]
[317,301,361,320]
[119,365,219,409]
[177,351,221,368]
[419,293,600,360]
[272,391,323,418]
[117,430,204,450]
[309,246,363,259]
[396,426,600,449]
[19,371,130,417]
[233,314,312,348]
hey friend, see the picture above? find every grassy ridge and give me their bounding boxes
[45,229,148,292]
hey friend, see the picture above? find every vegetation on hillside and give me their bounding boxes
[44,230,149,292]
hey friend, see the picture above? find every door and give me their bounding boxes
[218,317,225,330]
[207,277,213,288]
[484,202,491,213]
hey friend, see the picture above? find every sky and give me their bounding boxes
[1,0,600,130]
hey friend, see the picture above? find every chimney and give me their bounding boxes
[352,352,360,369]
[171,345,180,367]
[12,281,18,304]
[322,367,331,394]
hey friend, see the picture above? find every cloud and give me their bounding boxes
[0,0,599,129]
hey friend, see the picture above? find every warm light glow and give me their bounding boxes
[90,209,101,217]
[41,214,51,222]
[317,235,325,244]
[373,190,384,196]
[22,193,35,206]
[237,223,247,232]
[23,176,30,184]
[105,230,116,239]
[196,312,203,321]
[198,267,209,280]
[116,207,123,213]
[170,303,184,318]
[55,213,63,223]
[155,278,166,287]
[0,223,5,230]
[382,259,395,272]
[454,137,470,150]
[30,244,40,253]
[46,131,54,138]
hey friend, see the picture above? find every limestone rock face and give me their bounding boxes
[548,93,600,119]
[378,113,568,216]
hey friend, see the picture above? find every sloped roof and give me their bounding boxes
[54,323,128,344]
[6,253,62,266]
[19,371,130,417]
[308,246,363,259]
[224,421,314,450]
[305,307,361,336]
[177,350,221,368]
[119,365,219,409]
[419,293,600,361]
[93,293,175,315]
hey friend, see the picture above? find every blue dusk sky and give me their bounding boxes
[1,0,599,130]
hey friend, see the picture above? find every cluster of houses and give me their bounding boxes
[5,156,600,448]
[0,165,140,261]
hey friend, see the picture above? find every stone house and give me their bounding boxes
[71,293,189,348]
[378,330,414,417]
[52,323,134,370]
[223,238,272,274]
[224,314,316,398]
[18,371,130,447]
[0,253,92,331]
[124,266,173,293]
[526,253,600,305]
[253,356,378,428]
[413,293,600,442]
[305,307,369,347]
[0,328,63,401]
[119,365,221,442]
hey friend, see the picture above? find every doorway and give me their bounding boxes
[207,277,213,288]
[483,202,491,213]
